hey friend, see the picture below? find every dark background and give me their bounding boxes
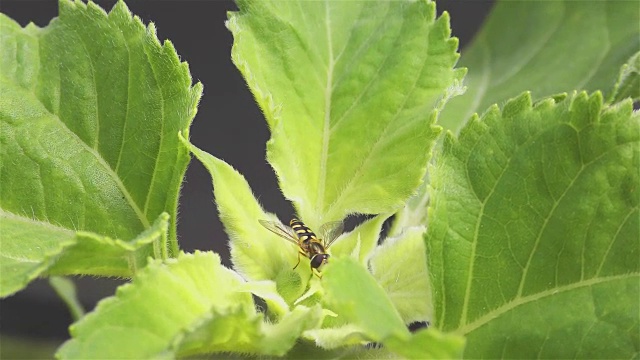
[0,0,493,345]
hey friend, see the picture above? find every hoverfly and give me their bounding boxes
[258,218,344,276]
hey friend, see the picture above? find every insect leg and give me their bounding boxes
[312,268,323,279]
[293,251,304,270]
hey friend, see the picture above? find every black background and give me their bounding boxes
[0,0,493,343]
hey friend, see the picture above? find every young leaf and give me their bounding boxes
[328,213,389,265]
[58,251,323,358]
[181,136,311,304]
[0,336,60,360]
[369,226,432,325]
[49,277,85,321]
[58,251,252,359]
[388,179,430,237]
[385,328,465,360]
[228,0,461,227]
[0,0,202,291]
[609,51,640,104]
[322,258,465,358]
[174,302,323,357]
[439,1,640,130]
[303,324,369,350]
[428,91,639,358]
[322,258,408,342]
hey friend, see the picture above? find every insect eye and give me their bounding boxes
[310,254,329,269]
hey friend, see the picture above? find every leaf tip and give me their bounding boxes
[502,91,533,119]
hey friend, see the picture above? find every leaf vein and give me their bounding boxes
[322,26,430,219]
[316,0,335,220]
[517,138,636,297]
[114,27,132,175]
[141,43,164,219]
[458,273,638,334]
[596,206,638,277]
[329,4,395,134]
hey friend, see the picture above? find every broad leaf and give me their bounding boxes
[0,0,201,295]
[228,0,461,228]
[58,251,322,358]
[427,91,639,358]
[439,0,640,130]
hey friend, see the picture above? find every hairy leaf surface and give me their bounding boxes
[428,91,639,357]
[0,0,201,295]
[181,136,311,304]
[323,258,465,358]
[0,211,168,297]
[370,226,432,325]
[228,0,461,227]
[58,252,323,358]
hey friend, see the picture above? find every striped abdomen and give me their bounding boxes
[289,218,316,245]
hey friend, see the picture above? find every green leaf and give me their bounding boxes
[388,179,430,237]
[58,251,323,359]
[609,51,640,103]
[303,324,369,350]
[369,226,432,325]
[253,305,323,356]
[0,211,75,297]
[0,211,168,297]
[47,212,170,275]
[49,277,85,321]
[240,280,290,318]
[0,0,202,292]
[385,328,465,360]
[323,258,408,343]
[329,213,389,265]
[57,251,251,358]
[174,302,323,357]
[439,1,640,131]
[427,91,639,357]
[322,258,465,358]
[180,136,311,304]
[228,0,461,227]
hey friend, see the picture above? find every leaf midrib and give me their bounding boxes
[316,0,334,222]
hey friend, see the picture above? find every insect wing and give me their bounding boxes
[318,220,344,248]
[258,220,299,245]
